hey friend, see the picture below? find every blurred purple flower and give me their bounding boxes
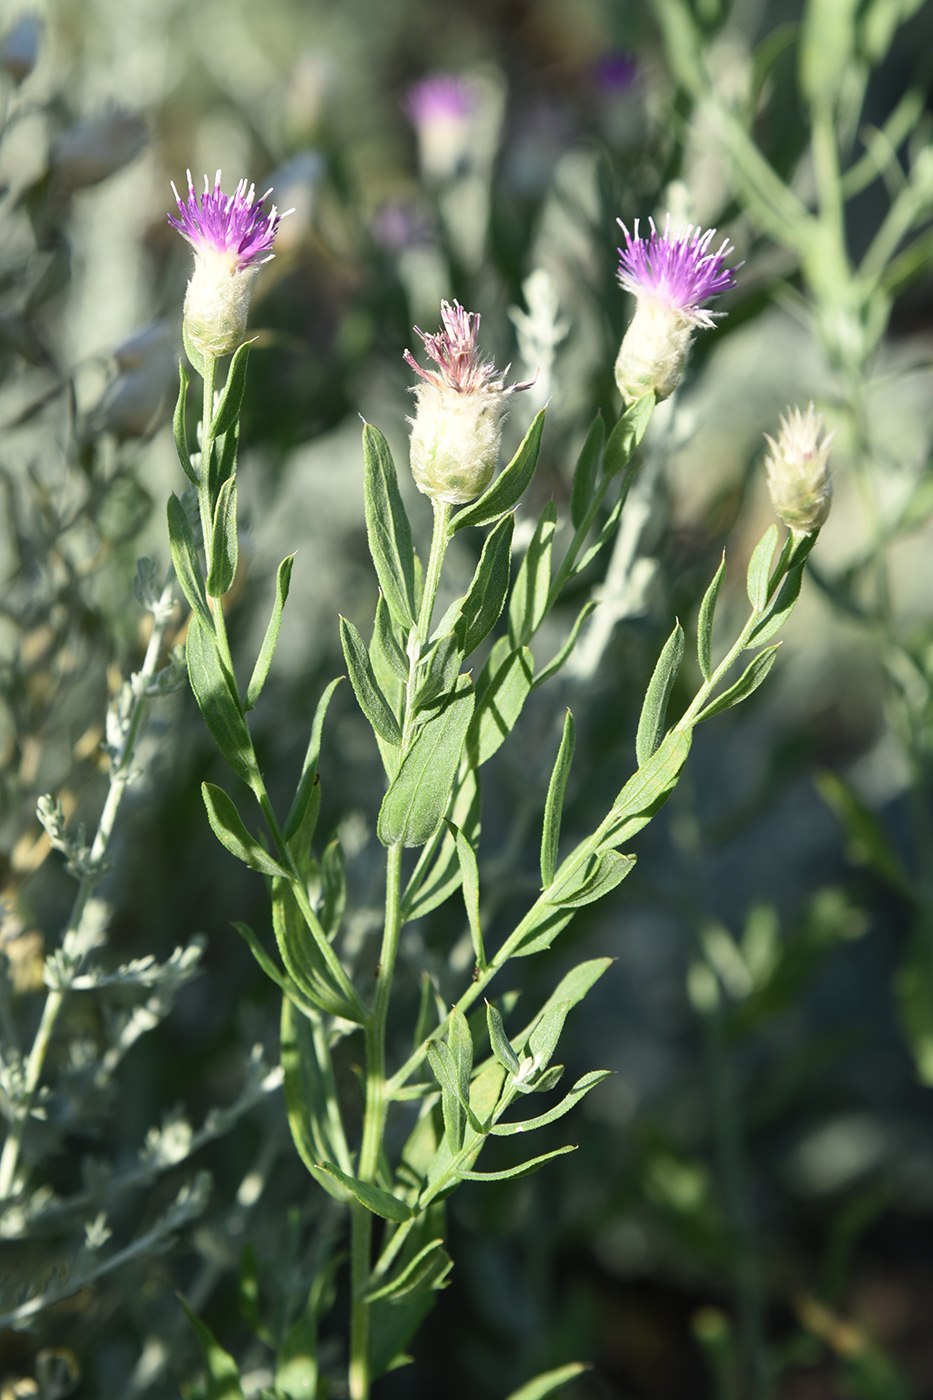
[617,215,738,329]
[404,73,477,182]
[593,51,638,95]
[405,73,473,128]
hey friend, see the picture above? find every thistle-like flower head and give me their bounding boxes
[404,300,532,504]
[405,73,473,128]
[168,170,283,272]
[617,215,737,329]
[167,170,288,359]
[765,403,834,534]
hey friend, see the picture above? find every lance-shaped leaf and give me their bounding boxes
[541,710,575,888]
[234,920,316,1016]
[451,410,546,533]
[533,600,597,690]
[276,1312,318,1400]
[401,766,481,920]
[280,997,351,1199]
[509,500,556,648]
[455,513,513,655]
[211,419,239,501]
[363,424,416,629]
[459,1143,576,1181]
[570,413,605,528]
[602,392,654,478]
[186,615,255,784]
[491,1070,611,1135]
[414,632,463,710]
[509,960,613,1057]
[505,1363,591,1400]
[315,1161,412,1222]
[748,533,816,646]
[178,1296,245,1400]
[428,1041,467,1150]
[467,644,534,767]
[378,678,475,847]
[284,676,341,853]
[695,645,781,722]
[173,363,198,485]
[246,555,294,710]
[340,615,402,746]
[370,593,408,686]
[272,878,364,1023]
[167,493,211,628]
[746,523,779,611]
[363,1238,452,1303]
[446,820,485,968]
[320,836,346,940]
[207,475,238,598]
[210,340,251,437]
[603,728,693,846]
[635,622,685,767]
[528,1000,570,1072]
[697,553,726,682]
[548,849,635,909]
[201,782,287,878]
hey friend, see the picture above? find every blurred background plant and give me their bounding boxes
[1,0,933,1397]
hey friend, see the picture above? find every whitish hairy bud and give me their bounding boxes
[614,216,738,405]
[167,171,288,360]
[404,300,533,505]
[764,403,834,534]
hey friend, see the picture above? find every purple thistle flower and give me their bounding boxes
[404,301,533,504]
[617,215,737,329]
[404,74,473,128]
[167,170,289,359]
[168,169,283,270]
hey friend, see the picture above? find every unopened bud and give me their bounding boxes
[764,403,834,534]
[0,12,40,85]
[404,300,533,505]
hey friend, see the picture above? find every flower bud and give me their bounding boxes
[614,216,738,404]
[0,13,40,86]
[764,403,834,534]
[404,300,533,505]
[167,171,288,360]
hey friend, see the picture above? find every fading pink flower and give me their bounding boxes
[404,73,475,182]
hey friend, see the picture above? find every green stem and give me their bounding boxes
[348,497,452,1400]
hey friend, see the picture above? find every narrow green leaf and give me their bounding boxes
[182,322,207,379]
[528,1001,570,1069]
[363,424,416,629]
[320,836,346,940]
[371,593,409,684]
[378,678,475,847]
[510,960,614,1056]
[401,766,480,919]
[415,632,463,710]
[602,392,654,478]
[178,1295,245,1400]
[173,363,198,485]
[697,553,726,682]
[459,1143,576,1181]
[467,645,534,766]
[509,500,557,648]
[206,476,238,598]
[340,616,402,746]
[532,600,597,690]
[799,0,858,107]
[272,879,364,1023]
[604,728,693,846]
[202,782,287,878]
[486,1001,521,1077]
[510,908,576,959]
[504,1362,591,1400]
[186,615,255,784]
[316,1161,412,1221]
[541,710,575,888]
[748,536,816,646]
[449,1006,474,1107]
[211,340,251,437]
[211,419,239,501]
[451,410,546,533]
[427,1040,466,1150]
[570,413,605,528]
[167,493,211,628]
[233,920,316,1016]
[456,513,513,654]
[246,554,294,710]
[446,821,485,968]
[280,998,351,1195]
[413,972,440,1049]
[746,523,779,611]
[275,1311,318,1400]
[635,622,685,767]
[548,849,635,909]
[284,677,342,847]
[363,1238,452,1303]
[696,645,780,722]
[816,770,912,894]
[492,1070,611,1136]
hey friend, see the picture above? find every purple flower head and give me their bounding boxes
[404,74,473,130]
[593,51,638,96]
[168,170,284,271]
[617,215,738,328]
[404,300,533,397]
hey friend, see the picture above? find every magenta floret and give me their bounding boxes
[405,74,473,127]
[403,300,534,396]
[168,170,282,268]
[617,216,738,325]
